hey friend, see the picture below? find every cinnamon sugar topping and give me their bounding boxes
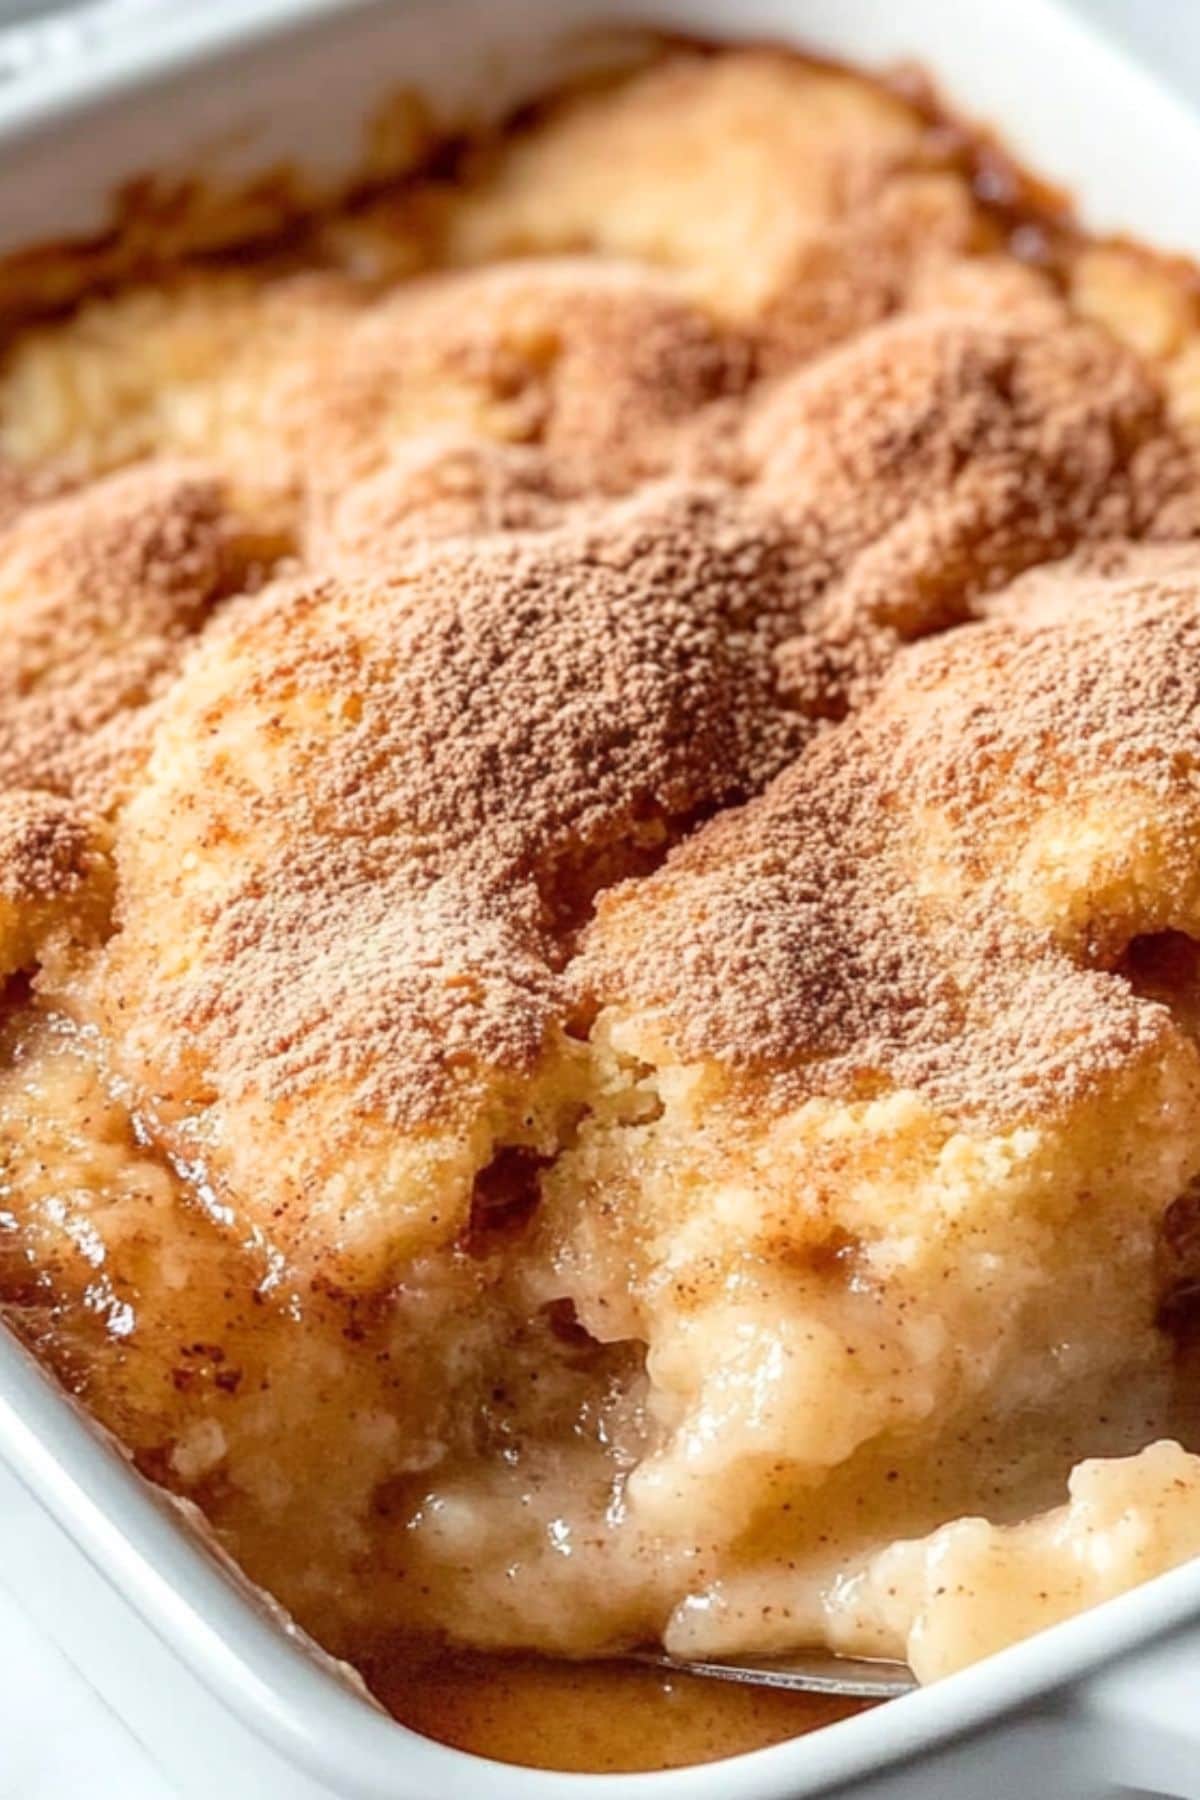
[2,186,1199,1271]
[576,528,1200,1123]
[76,489,824,1268]
[0,789,94,905]
[0,461,268,810]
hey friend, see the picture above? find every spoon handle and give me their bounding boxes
[632,1649,917,1700]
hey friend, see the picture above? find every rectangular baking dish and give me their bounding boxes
[2,2,1200,1796]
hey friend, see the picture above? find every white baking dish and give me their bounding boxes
[1,2,1200,1795]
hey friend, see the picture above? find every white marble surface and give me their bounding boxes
[0,4,1196,1797]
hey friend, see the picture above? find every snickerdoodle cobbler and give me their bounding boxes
[4,40,1200,1756]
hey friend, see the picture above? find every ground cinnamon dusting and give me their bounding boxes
[4,203,1200,1203]
[84,488,824,1138]
[576,652,1183,1122]
[0,790,93,902]
[0,461,266,809]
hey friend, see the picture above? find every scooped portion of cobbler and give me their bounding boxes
[3,44,1200,1690]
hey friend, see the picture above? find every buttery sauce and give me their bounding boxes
[361,1647,871,1773]
[360,1327,1200,1773]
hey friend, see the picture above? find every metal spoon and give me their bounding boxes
[634,1648,917,1699]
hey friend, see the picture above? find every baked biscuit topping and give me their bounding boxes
[65,491,826,1278]
[579,545,1200,1103]
[2,42,1200,1732]
[0,462,267,807]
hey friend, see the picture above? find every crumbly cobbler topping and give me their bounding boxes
[3,44,1200,1698]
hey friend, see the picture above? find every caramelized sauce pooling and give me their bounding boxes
[360,1645,871,1773]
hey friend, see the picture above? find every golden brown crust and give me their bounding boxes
[0,789,111,979]
[64,489,831,1277]
[0,461,272,809]
[577,556,1200,1123]
[746,308,1198,641]
[12,269,1200,1284]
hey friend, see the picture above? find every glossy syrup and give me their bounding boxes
[359,1644,871,1773]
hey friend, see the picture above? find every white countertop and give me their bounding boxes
[0,3,1196,1795]
[0,1578,167,1799]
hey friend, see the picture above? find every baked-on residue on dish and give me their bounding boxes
[3,40,1200,1754]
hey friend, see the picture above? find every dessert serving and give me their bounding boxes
[3,33,1200,1772]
